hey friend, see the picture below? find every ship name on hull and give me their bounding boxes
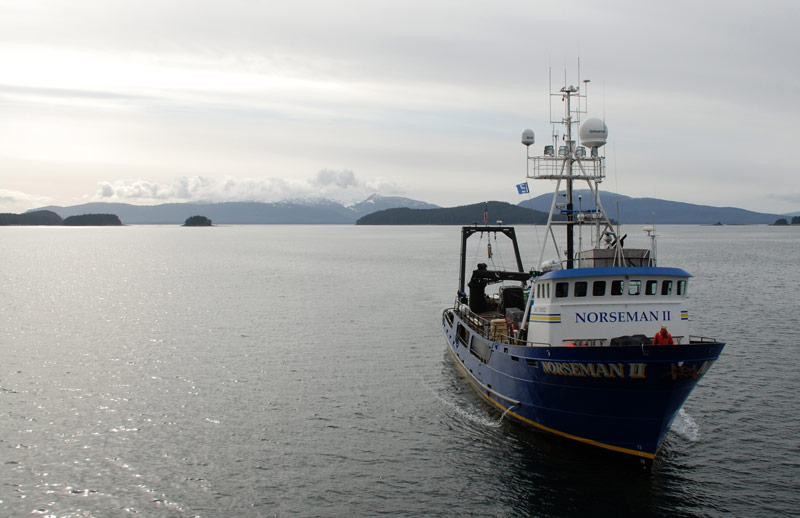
[541,361,647,379]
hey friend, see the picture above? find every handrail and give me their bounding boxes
[452,300,522,345]
[689,335,722,344]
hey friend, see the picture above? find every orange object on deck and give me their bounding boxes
[653,327,675,345]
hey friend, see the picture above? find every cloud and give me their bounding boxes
[96,179,189,200]
[94,170,398,205]
[0,189,53,213]
[312,169,358,189]
[364,177,404,196]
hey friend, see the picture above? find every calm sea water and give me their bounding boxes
[2,224,799,517]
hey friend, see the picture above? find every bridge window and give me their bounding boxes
[574,281,588,297]
[677,280,687,296]
[611,280,624,296]
[628,280,642,296]
[646,280,658,295]
[661,280,673,295]
[592,280,606,296]
[555,282,569,298]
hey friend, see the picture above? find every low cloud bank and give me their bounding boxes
[95,170,405,206]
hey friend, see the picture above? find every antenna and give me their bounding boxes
[548,67,552,135]
[583,79,590,117]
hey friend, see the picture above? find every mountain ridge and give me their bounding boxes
[29,192,787,225]
[31,194,440,225]
[517,190,784,225]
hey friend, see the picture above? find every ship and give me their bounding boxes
[441,74,725,463]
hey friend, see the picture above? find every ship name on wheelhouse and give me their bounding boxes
[575,311,671,324]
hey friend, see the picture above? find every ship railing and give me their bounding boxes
[452,300,490,333]
[452,300,524,345]
[564,335,692,347]
[528,155,605,180]
[689,335,721,344]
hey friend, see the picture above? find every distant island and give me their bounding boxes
[0,210,63,225]
[356,201,548,225]
[183,215,213,226]
[64,214,122,226]
[0,210,122,226]
[774,216,800,225]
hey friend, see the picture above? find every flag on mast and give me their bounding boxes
[516,182,529,194]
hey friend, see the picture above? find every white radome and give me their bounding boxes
[540,259,561,272]
[579,118,608,148]
[521,129,535,146]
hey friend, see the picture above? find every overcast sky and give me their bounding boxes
[1,0,797,214]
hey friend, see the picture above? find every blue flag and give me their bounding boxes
[516,182,529,194]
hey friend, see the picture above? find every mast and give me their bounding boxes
[524,68,616,270]
[562,85,577,269]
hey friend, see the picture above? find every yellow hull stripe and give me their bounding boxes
[446,345,657,460]
[531,314,561,323]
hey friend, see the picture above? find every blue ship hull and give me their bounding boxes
[443,308,725,460]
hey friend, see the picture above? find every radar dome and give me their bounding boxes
[521,129,535,147]
[540,259,561,272]
[579,118,608,148]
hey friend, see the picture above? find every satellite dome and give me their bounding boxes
[521,129,535,147]
[579,118,608,148]
[540,259,561,272]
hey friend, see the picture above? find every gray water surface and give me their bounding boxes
[2,225,798,516]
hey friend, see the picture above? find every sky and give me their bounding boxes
[1,0,798,214]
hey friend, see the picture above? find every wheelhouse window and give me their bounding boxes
[592,280,606,296]
[628,280,642,296]
[537,283,551,298]
[574,281,588,297]
[677,280,687,296]
[646,280,658,295]
[661,280,673,295]
[555,282,569,298]
[611,280,624,296]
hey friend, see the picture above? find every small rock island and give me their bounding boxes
[183,215,213,226]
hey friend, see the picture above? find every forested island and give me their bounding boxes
[356,201,548,225]
[0,210,63,225]
[183,215,213,226]
[64,214,122,226]
[774,216,800,225]
[0,210,122,226]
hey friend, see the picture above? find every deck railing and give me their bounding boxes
[452,300,521,345]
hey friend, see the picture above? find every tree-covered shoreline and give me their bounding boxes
[0,210,122,226]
